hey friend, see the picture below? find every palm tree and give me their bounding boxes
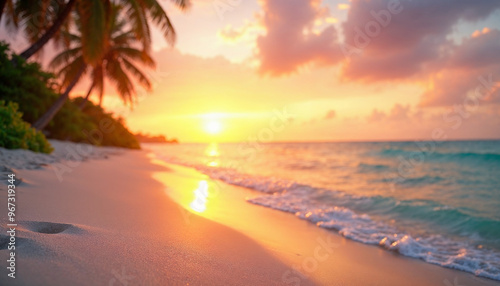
[7,0,189,62]
[32,0,189,130]
[33,3,156,130]
[20,0,79,60]
[1,0,78,61]
[55,4,155,108]
[1,1,58,38]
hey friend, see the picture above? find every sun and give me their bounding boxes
[204,120,223,135]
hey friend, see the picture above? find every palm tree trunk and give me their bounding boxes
[18,0,77,60]
[78,84,94,110]
[0,0,7,22]
[33,64,86,131]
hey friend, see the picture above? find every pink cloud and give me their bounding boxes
[420,29,500,107]
[341,0,500,81]
[253,0,500,109]
[367,104,414,122]
[252,0,500,91]
[256,0,344,75]
[363,103,500,140]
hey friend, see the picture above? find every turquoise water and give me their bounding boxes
[148,140,500,280]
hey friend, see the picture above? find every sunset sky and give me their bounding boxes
[3,0,500,142]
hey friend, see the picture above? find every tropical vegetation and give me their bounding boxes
[50,3,155,110]
[0,0,189,61]
[0,100,53,154]
[0,43,140,149]
[0,0,185,152]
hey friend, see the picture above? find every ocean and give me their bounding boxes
[147,140,500,281]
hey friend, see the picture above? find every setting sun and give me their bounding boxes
[204,120,223,135]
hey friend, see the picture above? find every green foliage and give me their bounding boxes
[0,43,58,124]
[0,42,140,150]
[52,3,156,108]
[0,101,53,153]
[0,43,86,141]
[74,97,141,149]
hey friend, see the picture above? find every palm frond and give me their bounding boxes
[112,31,136,46]
[113,46,155,68]
[77,0,107,65]
[57,55,87,88]
[4,0,19,29]
[106,59,135,105]
[123,0,151,51]
[140,0,177,45]
[49,46,82,70]
[53,18,79,50]
[16,0,60,42]
[169,0,190,10]
[121,58,152,90]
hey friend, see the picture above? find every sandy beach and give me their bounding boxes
[0,142,498,286]
[2,0,500,284]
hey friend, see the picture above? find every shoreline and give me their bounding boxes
[0,142,498,285]
[153,159,500,286]
[0,142,314,285]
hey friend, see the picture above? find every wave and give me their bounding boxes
[155,154,297,194]
[155,154,500,281]
[158,154,500,241]
[249,192,500,281]
[398,175,445,186]
[286,161,320,170]
[377,149,500,164]
[356,162,390,173]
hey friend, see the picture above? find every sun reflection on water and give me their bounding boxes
[208,161,218,167]
[205,143,219,167]
[190,180,209,213]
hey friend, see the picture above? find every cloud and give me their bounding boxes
[324,109,336,119]
[255,0,344,75]
[362,103,500,140]
[419,29,500,106]
[338,4,350,10]
[368,109,386,122]
[218,22,262,44]
[367,104,413,122]
[113,48,500,141]
[337,0,500,108]
[341,0,500,82]
[448,29,500,70]
[302,109,336,124]
[218,25,249,43]
[251,0,500,104]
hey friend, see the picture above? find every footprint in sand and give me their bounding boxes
[22,221,82,235]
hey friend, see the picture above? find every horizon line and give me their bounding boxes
[147,138,500,144]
